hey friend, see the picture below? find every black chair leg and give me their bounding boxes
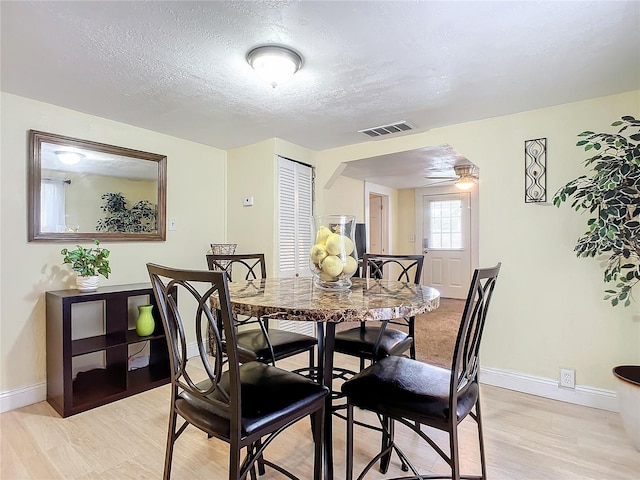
[379,415,392,473]
[450,425,461,480]
[476,399,487,480]
[163,409,178,480]
[229,445,241,480]
[346,403,354,480]
[313,408,324,480]
[309,348,315,375]
[254,439,266,476]
[409,318,416,359]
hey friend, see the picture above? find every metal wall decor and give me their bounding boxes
[524,137,547,203]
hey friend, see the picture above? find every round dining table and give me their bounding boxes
[222,276,441,480]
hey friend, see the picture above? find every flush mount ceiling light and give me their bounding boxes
[246,45,303,88]
[55,150,85,165]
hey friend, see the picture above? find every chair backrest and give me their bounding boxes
[147,263,243,431]
[206,253,266,282]
[450,263,501,399]
[361,253,424,284]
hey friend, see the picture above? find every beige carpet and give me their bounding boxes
[335,297,464,368]
[414,297,465,368]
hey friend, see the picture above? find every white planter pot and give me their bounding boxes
[613,365,640,451]
[76,275,99,292]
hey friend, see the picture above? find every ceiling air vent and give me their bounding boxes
[358,121,414,138]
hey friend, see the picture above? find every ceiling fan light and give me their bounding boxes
[55,151,84,165]
[455,176,475,190]
[247,45,303,88]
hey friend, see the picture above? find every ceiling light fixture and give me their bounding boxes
[55,151,84,165]
[455,175,476,191]
[246,45,303,88]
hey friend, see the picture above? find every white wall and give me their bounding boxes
[0,93,227,403]
[315,91,640,393]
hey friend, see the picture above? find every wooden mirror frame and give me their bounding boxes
[29,130,167,242]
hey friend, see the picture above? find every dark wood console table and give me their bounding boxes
[46,283,171,417]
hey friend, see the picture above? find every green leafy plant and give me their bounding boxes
[96,192,157,233]
[61,239,111,278]
[553,115,640,307]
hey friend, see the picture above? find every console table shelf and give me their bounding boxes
[46,283,172,417]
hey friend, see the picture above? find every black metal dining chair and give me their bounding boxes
[147,263,328,480]
[206,253,317,370]
[334,253,425,371]
[341,263,501,480]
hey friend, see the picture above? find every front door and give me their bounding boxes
[422,192,471,299]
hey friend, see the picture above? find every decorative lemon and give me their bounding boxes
[341,255,358,276]
[325,233,354,256]
[319,270,336,282]
[316,226,332,245]
[321,255,344,277]
[343,236,355,255]
[309,243,328,265]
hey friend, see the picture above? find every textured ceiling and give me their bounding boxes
[2,1,639,187]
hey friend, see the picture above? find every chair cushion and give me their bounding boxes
[334,325,412,359]
[341,356,478,428]
[177,361,328,438]
[236,329,317,363]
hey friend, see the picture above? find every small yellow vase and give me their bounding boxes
[136,304,155,336]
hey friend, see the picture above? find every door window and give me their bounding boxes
[429,199,462,249]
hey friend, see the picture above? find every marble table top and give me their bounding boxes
[222,277,440,323]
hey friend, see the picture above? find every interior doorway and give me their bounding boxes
[368,192,389,254]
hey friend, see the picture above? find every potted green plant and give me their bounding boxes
[553,115,640,450]
[61,239,111,292]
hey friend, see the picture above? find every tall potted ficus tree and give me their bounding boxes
[553,115,640,450]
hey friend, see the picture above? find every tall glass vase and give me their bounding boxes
[136,304,155,336]
[309,214,358,290]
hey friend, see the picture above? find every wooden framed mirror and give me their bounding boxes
[29,130,167,242]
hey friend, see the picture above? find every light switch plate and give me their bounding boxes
[169,218,177,231]
[243,196,254,207]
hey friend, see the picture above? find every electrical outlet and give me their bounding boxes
[560,368,575,389]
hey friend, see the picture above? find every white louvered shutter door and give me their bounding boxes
[277,156,315,336]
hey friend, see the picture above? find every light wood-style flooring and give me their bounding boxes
[1,353,639,479]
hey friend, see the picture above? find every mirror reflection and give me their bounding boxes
[29,130,167,242]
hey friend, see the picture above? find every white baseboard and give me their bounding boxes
[0,381,46,413]
[480,366,618,412]
[187,341,199,359]
[0,343,200,414]
[0,354,618,414]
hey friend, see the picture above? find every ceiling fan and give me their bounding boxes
[422,165,478,190]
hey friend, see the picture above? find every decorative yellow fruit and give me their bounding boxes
[319,270,336,282]
[325,233,354,256]
[309,243,328,265]
[321,255,344,277]
[343,236,354,255]
[341,256,358,276]
[316,226,332,245]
